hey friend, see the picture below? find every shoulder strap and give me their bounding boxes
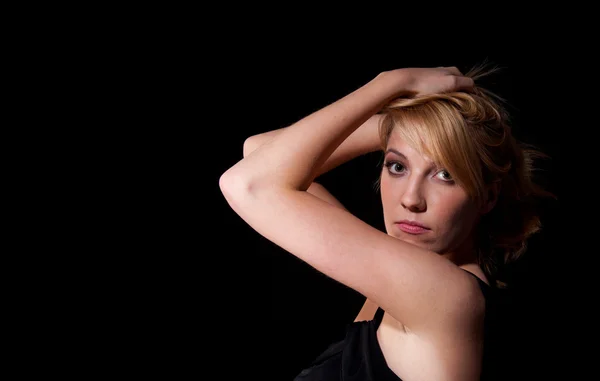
[461,268,490,298]
[373,307,385,329]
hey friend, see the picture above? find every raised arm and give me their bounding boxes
[243,113,383,179]
[222,72,401,191]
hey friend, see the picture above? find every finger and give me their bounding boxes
[454,76,475,92]
[445,66,463,76]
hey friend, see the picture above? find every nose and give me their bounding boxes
[400,177,427,212]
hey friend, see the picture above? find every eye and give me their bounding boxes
[384,161,405,175]
[436,169,453,182]
[385,161,454,183]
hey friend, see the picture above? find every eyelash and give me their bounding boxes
[383,161,454,183]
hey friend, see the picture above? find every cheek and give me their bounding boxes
[380,177,392,203]
[431,196,476,229]
[440,203,478,232]
[380,179,396,224]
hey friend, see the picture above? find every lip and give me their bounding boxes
[395,220,430,235]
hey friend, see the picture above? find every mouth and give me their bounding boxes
[394,222,430,235]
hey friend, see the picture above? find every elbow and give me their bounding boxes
[219,170,248,198]
[221,137,255,195]
[219,169,262,204]
[219,170,261,216]
[221,136,261,197]
[219,171,243,208]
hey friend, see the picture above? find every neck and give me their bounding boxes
[442,235,478,267]
[442,234,492,285]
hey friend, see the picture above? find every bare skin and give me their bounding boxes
[221,67,496,380]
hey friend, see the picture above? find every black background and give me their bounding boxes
[32,10,597,380]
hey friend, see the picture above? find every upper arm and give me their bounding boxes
[219,176,480,331]
[306,182,348,211]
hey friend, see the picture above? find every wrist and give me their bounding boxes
[373,69,412,100]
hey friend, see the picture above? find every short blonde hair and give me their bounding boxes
[374,64,557,288]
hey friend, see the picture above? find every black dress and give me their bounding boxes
[293,271,501,381]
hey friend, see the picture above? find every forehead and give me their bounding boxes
[386,134,435,165]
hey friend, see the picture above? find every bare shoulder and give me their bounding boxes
[379,273,486,380]
[430,273,487,380]
[220,180,485,331]
[446,271,487,330]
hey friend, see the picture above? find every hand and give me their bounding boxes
[385,66,475,97]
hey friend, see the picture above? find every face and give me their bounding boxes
[381,133,485,258]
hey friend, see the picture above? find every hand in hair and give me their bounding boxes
[383,66,475,98]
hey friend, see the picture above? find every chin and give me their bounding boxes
[392,234,438,251]
[392,234,420,245]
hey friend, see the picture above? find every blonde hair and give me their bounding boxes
[374,64,557,288]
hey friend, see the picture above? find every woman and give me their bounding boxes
[219,65,555,380]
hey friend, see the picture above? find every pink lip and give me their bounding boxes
[395,222,430,234]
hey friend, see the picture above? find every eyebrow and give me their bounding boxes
[385,148,437,168]
[385,148,408,160]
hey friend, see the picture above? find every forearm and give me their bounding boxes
[223,71,407,191]
[243,114,383,179]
